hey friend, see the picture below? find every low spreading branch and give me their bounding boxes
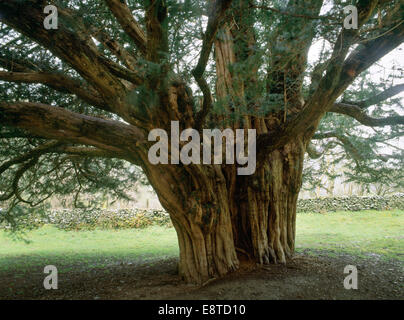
[0,141,62,202]
[0,102,146,153]
[0,141,121,204]
[0,71,109,111]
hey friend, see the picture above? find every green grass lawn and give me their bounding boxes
[295,210,403,261]
[0,210,402,274]
[0,226,179,274]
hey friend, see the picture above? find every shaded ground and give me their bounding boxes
[0,250,402,300]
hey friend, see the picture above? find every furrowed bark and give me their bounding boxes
[145,0,169,64]
[136,135,305,284]
[193,0,233,129]
[0,71,109,112]
[0,102,146,153]
[0,0,142,121]
[0,1,125,96]
[136,157,239,284]
[233,139,305,265]
[105,0,147,54]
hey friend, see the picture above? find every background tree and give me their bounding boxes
[0,0,403,284]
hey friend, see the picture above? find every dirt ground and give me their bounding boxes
[0,250,402,300]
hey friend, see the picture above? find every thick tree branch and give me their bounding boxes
[0,71,109,111]
[0,1,127,102]
[250,3,335,20]
[0,55,41,73]
[145,0,169,63]
[105,0,147,54]
[335,23,404,96]
[0,102,146,154]
[42,5,145,87]
[343,83,404,108]
[98,56,144,86]
[60,10,142,76]
[92,28,139,71]
[58,146,125,159]
[330,102,404,127]
[257,2,403,158]
[266,0,324,104]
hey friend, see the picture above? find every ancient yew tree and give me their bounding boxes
[0,0,403,283]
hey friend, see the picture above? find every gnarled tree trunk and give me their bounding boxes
[2,0,401,287]
[233,139,305,266]
[139,138,305,284]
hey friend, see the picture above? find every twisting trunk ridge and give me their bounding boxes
[234,139,305,265]
[136,135,306,284]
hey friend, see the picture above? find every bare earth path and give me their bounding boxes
[0,250,402,300]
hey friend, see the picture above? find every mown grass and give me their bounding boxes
[0,226,179,274]
[0,210,402,274]
[295,209,404,261]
